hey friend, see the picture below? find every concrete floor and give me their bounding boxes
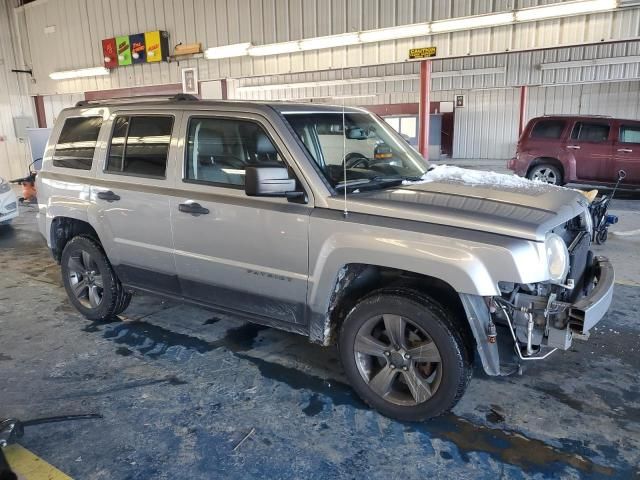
[1,197,639,480]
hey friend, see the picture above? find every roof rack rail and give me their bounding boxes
[75,93,199,107]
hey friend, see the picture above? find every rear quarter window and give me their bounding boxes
[52,116,103,170]
[530,120,566,139]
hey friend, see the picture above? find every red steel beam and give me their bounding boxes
[518,85,528,136]
[418,60,431,159]
[33,95,46,128]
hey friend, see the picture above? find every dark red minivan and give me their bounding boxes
[508,115,640,187]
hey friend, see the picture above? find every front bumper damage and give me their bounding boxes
[567,256,615,335]
[461,255,615,376]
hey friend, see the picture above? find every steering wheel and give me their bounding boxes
[343,153,369,169]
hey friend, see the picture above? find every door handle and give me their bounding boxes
[97,190,120,202]
[617,148,633,153]
[567,145,581,150]
[178,202,210,215]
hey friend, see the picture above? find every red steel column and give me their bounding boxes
[34,96,46,128]
[518,85,528,136]
[418,59,431,159]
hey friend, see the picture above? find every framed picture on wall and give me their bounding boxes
[182,67,199,95]
[455,95,465,108]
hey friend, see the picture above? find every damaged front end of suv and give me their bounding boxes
[473,208,615,373]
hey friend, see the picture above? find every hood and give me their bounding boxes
[329,169,589,242]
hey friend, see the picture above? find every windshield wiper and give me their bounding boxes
[334,176,404,192]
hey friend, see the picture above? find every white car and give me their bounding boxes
[0,178,18,225]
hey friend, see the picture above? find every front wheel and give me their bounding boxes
[339,291,473,421]
[60,235,130,321]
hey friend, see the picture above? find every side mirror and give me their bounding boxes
[245,166,297,197]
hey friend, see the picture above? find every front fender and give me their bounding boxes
[308,212,547,315]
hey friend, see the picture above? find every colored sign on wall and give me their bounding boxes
[102,38,118,69]
[102,30,169,68]
[144,31,169,63]
[130,33,146,63]
[116,35,132,66]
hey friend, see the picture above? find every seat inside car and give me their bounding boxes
[252,133,280,164]
[194,126,245,185]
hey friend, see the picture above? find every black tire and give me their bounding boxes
[60,235,129,321]
[339,290,472,422]
[527,163,563,185]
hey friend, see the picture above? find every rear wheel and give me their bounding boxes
[527,164,562,185]
[60,235,130,321]
[339,290,473,421]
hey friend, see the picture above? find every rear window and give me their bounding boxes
[571,122,610,142]
[530,119,565,139]
[106,116,173,178]
[620,125,640,144]
[52,116,103,170]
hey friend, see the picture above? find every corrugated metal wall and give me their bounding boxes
[42,93,84,127]
[450,81,640,158]
[235,40,640,100]
[14,0,640,95]
[0,0,35,180]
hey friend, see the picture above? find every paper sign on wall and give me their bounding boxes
[102,38,118,69]
[130,33,146,63]
[116,35,132,66]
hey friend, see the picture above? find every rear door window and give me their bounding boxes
[571,122,610,143]
[106,115,173,178]
[530,119,565,139]
[619,125,640,144]
[53,116,103,170]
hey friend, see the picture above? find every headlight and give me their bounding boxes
[545,233,569,283]
[0,178,9,194]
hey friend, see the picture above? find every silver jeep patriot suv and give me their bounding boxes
[37,95,615,421]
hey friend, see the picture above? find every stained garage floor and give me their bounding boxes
[1,202,639,480]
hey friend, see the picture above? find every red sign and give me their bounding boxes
[102,38,118,69]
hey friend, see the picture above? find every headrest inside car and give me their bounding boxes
[256,134,277,155]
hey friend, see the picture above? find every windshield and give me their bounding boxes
[283,110,429,191]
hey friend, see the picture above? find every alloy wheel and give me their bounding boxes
[353,314,443,406]
[67,250,104,309]
[531,167,558,185]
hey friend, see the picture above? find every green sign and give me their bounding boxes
[409,47,437,59]
[116,35,132,66]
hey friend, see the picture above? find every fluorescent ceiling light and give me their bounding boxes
[249,41,300,56]
[516,0,617,21]
[238,73,419,92]
[431,12,514,33]
[299,33,360,50]
[204,42,251,59]
[431,67,505,77]
[239,67,505,92]
[540,55,640,69]
[359,24,431,43]
[49,67,110,80]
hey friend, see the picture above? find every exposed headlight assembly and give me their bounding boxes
[545,233,569,283]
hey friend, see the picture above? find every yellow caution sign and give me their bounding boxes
[409,47,437,59]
